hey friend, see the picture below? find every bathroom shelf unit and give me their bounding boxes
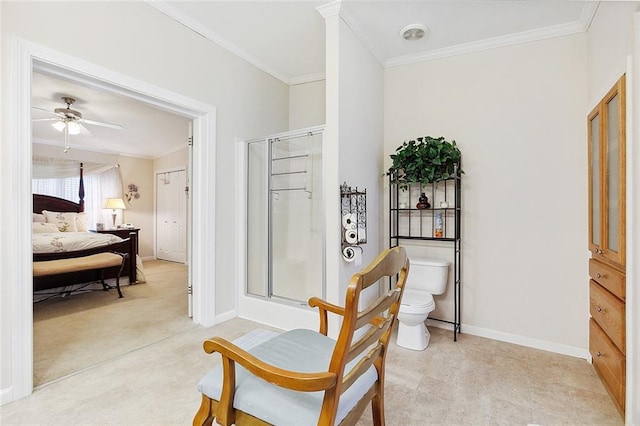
[388,171,462,341]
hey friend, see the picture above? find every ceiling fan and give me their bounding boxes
[33,96,124,152]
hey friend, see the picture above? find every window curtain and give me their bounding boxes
[32,157,123,230]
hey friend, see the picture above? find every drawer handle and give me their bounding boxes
[596,305,605,313]
[596,273,603,279]
[596,351,603,357]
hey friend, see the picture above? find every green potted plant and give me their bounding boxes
[385,136,463,189]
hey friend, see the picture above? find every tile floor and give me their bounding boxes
[1,318,622,425]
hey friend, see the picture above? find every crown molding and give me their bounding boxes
[579,1,600,31]
[337,2,385,67]
[386,19,587,68]
[289,72,326,86]
[316,1,342,18]
[317,1,384,68]
[146,0,291,85]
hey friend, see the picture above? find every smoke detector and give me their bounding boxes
[400,24,429,41]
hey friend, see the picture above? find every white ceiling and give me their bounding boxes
[32,72,191,159]
[32,0,596,158]
[158,0,595,83]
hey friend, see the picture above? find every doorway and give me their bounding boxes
[30,71,195,385]
[8,40,217,400]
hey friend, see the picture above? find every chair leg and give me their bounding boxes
[193,394,215,426]
[371,387,385,426]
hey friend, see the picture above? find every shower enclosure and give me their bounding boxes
[246,127,324,305]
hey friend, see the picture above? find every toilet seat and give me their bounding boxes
[400,290,435,314]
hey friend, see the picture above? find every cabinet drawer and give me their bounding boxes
[590,319,625,412]
[589,258,625,300]
[590,280,625,352]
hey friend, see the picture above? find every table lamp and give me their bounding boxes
[104,198,126,229]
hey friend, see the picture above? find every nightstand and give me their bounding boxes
[91,228,140,254]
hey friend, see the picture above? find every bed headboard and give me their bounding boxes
[33,194,84,214]
[33,162,85,213]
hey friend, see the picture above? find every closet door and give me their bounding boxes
[156,169,187,263]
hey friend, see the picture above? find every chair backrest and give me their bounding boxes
[321,246,409,424]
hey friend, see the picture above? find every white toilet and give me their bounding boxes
[396,257,449,351]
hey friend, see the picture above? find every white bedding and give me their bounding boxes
[32,232,123,254]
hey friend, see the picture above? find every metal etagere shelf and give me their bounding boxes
[388,165,462,341]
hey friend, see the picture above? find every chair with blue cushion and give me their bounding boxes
[193,246,410,426]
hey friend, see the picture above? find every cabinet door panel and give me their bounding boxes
[588,110,601,251]
[606,93,620,253]
[589,74,625,268]
[602,81,625,267]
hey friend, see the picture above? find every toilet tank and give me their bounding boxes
[406,258,450,295]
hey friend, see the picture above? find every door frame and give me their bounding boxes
[6,37,218,401]
[154,166,188,262]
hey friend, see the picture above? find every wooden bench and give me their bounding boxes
[33,252,127,299]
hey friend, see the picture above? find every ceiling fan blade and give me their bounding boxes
[82,118,123,130]
[78,123,93,137]
[32,105,59,115]
[32,118,59,122]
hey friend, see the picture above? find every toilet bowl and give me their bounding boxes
[396,258,449,351]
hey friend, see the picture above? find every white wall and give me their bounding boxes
[289,80,326,130]
[325,10,384,311]
[1,1,288,402]
[385,34,588,352]
[117,156,154,257]
[587,2,640,104]
[154,147,188,172]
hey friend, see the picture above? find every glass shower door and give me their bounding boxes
[246,129,324,304]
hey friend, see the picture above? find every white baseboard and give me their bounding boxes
[1,386,13,406]
[427,320,590,360]
[214,309,237,325]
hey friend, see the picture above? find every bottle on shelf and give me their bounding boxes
[434,211,443,237]
[416,192,430,209]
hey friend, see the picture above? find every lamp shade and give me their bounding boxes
[104,198,126,210]
[52,121,66,132]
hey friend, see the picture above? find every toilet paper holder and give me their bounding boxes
[340,182,367,250]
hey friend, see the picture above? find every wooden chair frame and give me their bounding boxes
[194,247,409,426]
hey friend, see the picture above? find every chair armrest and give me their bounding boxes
[308,297,345,335]
[203,337,337,392]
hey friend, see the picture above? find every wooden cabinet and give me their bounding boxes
[588,75,626,269]
[587,74,626,417]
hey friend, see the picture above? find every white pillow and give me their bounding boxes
[76,212,88,232]
[32,222,60,233]
[33,213,46,223]
[43,210,78,232]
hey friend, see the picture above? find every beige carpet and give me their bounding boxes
[33,259,196,386]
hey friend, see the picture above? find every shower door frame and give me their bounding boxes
[243,125,326,307]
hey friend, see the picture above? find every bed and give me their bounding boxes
[32,164,138,293]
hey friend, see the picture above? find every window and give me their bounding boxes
[32,164,122,230]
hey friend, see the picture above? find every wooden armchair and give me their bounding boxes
[193,246,409,426]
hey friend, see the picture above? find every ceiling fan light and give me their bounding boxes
[51,121,66,132]
[68,121,81,135]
